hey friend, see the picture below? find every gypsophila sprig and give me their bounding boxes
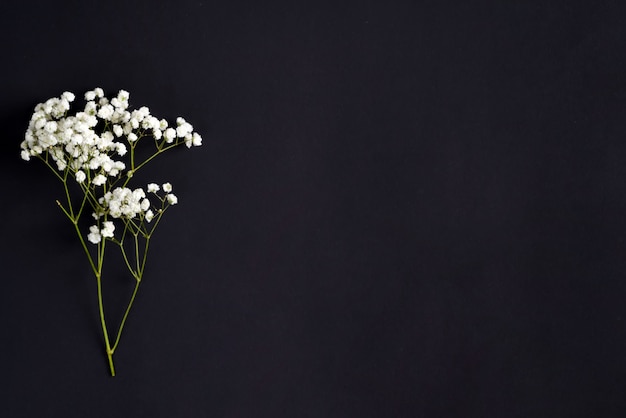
[21,88,203,376]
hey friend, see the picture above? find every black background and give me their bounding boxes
[2,1,626,416]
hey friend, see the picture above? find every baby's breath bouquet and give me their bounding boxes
[20,88,202,376]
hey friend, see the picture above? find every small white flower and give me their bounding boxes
[147,183,160,193]
[43,101,53,114]
[116,143,127,156]
[110,110,125,123]
[92,174,107,186]
[128,132,138,142]
[75,170,86,183]
[85,91,96,101]
[102,160,113,172]
[162,182,172,193]
[62,91,75,102]
[58,99,70,113]
[113,124,124,137]
[141,198,150,211]
[94,87,104,98]
[44,121,57,133]
[101,130,114,143]
[118,90,129,102]
[163,128,176,143]
[143,116,160,130]
[176,122,193,138]
[133,188,146,200]
[21,150,31,161]
[145,209,154,222]
[101,221,115,238]
[137,106,150,119]
[192,132,202,146]
[88,155,102,170]
[97,104,114,120]
[87,225,101,244]
[166,193,178,205]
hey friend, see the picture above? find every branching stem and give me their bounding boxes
[24,89,201,376]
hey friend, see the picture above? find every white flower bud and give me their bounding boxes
[75,170,86,183]
[163,128,176,143]
[166,193,178,205]
[113,125,124,137]
[101,221,115,238]
[93,174,107,186]
[87,225,101,244]
[62,91,75,102]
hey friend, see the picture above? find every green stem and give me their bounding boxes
[95,239,116,376]
[72,220,98,277]
[97,273,116,377]
[63,174,75,218]
[38,155,65,182]
[58,198,98,277]
[55,172,114,374]
[111,278,141,353]
[118,243,137,279]
[134,234,141,273]
[42,133,185,376]
[76,189,89,219]
[121,143,181,187]
[139,239,150,276]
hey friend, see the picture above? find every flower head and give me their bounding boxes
[87,225,101,244]
[93,174,107,186]
[166,193,178,205]
[101,221,115,238]
[100,187,147,219]
[163,128,176,143]
[75,170,86,183]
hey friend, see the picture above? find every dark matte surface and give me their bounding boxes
[2,1,626,417]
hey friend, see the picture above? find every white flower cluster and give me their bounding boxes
[99,187,151,219]
[21,90,126,181]
[88,221,115,244]
[146,182,178,205]
[20,88,202,184]
[22,88,200,248]
[88,182,178,244]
